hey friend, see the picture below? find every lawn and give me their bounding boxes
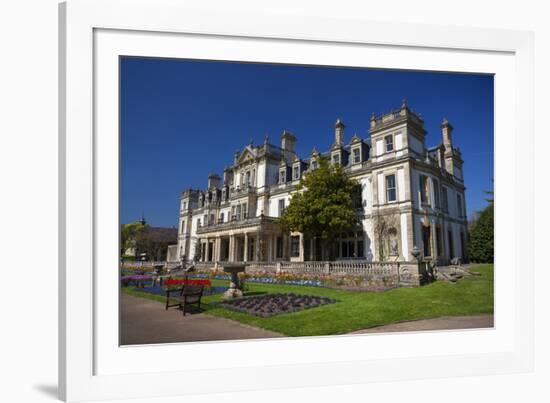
[122,264,493,336]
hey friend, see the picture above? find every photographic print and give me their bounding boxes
[119,57,494,345]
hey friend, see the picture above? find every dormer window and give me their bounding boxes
[332,153,340,165]
[352,148,361,164]
[385,135,394,152]
[293,165,300,180]
[311,160,318,170]
[279,169,286,184]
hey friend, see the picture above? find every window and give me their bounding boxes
[420,175,430,205]
[180,220,185,234]
[311,160,318,170]
[290,236,300,257]
[197,218,201,227]
[236,205,241,221]
[209,214,215,225]
[422,225,432,257]
[433,179,440,208]
[441,186,449,212]
[243,203,248,219]
[278,199,285,216]
[448,230,454,258]
[279,169,286,184]
[348,240,355,257]
[341,240,349,258]
[293,166,300,180]
[436,226,443,256]
[203,214,207,225]
[353,187,363,209]
[219,212,224,223]
[386,174,397,202]
[352,148,361,164]
[385,135,394,152]
[332,153,340,165]
[357,232,364,258]
[245,171,251,186]
[457,194,463,218]
[276,236,283,258]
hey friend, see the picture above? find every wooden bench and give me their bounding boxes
[165,285,204,316]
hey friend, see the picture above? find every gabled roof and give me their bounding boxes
[350,133,362,144]
[236,145,258,164]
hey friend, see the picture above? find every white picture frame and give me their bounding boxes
[59,0,534,401]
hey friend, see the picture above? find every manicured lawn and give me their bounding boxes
[122,264,493,336]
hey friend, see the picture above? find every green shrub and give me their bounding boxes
[469,204,494,263]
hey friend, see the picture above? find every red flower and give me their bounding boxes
[164,278,211,287]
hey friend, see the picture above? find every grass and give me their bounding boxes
[121,264,493,337]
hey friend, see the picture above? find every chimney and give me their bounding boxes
[281,130,296,152]
[441,117,454,153]
[334,118,345,145]
[207,173,221,189]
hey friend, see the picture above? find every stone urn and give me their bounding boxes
[222,264,246,299]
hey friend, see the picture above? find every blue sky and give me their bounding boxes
[121,57,493,227]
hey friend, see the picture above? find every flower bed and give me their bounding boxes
[164,278,212,287]
[220,293,335,317]
[137,285,227,297]
[120,275,153,287]
[183,270,396,290]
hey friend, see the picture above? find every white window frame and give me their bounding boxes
[293,165,300,180]
[385,174,397,203]
[352,147,361,164]
[385,134,394,152]
[279,169,286,184]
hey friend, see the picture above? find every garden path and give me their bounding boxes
[348,314,494,334]
[120,293,282,345]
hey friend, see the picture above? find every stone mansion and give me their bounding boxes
[170,101,468,266]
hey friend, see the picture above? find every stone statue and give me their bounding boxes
[390,239,399,256]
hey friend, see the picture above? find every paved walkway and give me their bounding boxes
[120,293,282,345]
[348,314,494,334]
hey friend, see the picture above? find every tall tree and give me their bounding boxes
[468,202,494,263]
[278,156,361,260]
[120,221,148,257]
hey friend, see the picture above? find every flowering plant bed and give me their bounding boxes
[164,278,212,287]
[220,293,335,317]
[120,275,153,287]
[136,285,227,297]
[185,270,395,290]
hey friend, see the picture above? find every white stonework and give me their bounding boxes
[173,102,468,265]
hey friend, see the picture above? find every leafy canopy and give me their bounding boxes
[468,203,494,263]
[278,156,361,247]
[120,221,148,256]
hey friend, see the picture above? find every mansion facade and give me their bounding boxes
[171,101,468,266]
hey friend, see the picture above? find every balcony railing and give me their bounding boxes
[196,214,277,234]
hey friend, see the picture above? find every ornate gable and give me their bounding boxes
[236,145,257,165]
[350,133,362,144]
